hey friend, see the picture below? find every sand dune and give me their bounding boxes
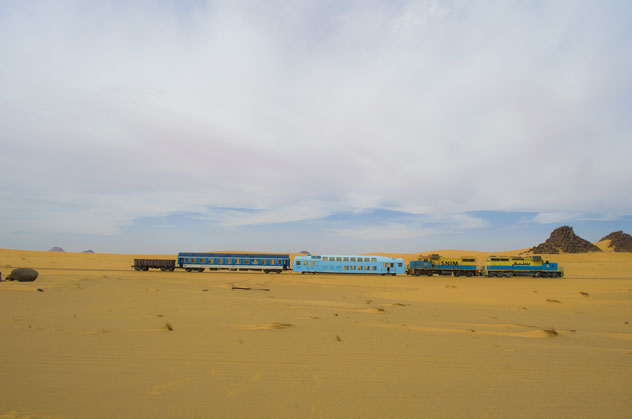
[1,248,631,418]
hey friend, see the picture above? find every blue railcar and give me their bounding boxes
[177,252,290,273]
[485,256,563,278]
[293,254,405,275]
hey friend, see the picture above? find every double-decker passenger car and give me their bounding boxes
[177,252,290,273]
[293,254,405,275]
[485,255,563,278]
[407,254,481,277]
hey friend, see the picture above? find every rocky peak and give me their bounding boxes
[530,226,601,254]
[600,231,632,252]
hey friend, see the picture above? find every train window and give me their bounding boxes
[296,261,301,266]
[371,257,377,262]
[323,257,328,261]
[398,263,403,267]
[243,259,249,264]
[372,266,376,270]
[351,266,356,270]
[253,259,258,264]
[350,257,356,261]
[343,266,348,270]
[336,257,342,261]
[343,257,349,261]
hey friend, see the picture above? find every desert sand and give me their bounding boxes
[1,248,631,418]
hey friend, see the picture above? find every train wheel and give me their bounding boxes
[185,268,191,272]
[505,272,513,278]
[533,272,539,278]
[467,272,473,277]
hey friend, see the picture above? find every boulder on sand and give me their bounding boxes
[6,268,39,282]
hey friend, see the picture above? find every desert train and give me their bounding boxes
[131,252,563,278]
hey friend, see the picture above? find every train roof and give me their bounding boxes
[294,254,403,261]
[177,252,289,258]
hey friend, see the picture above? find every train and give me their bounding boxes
[131,252,563,278]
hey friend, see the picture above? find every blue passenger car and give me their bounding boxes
[293,255,405,275]
[177,252,290,273]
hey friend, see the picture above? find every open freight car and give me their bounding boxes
[131,259,176,272]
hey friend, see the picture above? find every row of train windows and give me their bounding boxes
[322,257,378,262]
[182,257,283,265]
[296,261,403,268]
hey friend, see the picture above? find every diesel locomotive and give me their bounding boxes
[407,254,563,278]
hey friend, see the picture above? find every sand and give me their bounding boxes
[1,249,631,418]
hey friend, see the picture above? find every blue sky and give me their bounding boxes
[1,1,631,254]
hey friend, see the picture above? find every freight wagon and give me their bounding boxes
[177,252,290,273]
[293,254,406,275]
[131,259,176,272]
[407,254,481,277]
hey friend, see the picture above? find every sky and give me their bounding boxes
[1,0,631,254]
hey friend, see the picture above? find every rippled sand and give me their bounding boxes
[1,249,631,418]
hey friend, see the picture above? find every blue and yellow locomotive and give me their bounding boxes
[484,255,563,278]
[407,254,481,277]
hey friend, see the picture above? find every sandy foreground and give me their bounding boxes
[0,249,631,418]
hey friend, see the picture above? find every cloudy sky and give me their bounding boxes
[1,0,631,254]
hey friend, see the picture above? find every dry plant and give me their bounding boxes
[164,322,174,331]
[543,328,559,337]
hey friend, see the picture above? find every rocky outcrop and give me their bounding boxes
[600,231,632,252]
[5,268,39,282]
[531,226,602,254]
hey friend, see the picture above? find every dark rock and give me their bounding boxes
[6,268,39,282]
[48,247,65,252]
[531,226,601,254]
[600,231,632,252]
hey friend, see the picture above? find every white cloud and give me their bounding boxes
[0,1,631,245]
[533,212,580,224]
[334,223,433,240]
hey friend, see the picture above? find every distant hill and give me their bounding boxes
[48,247,65,252]
[599,231,632,252]
[82,249,95,253]
[530,226,601,254]
[299,250,311,255]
